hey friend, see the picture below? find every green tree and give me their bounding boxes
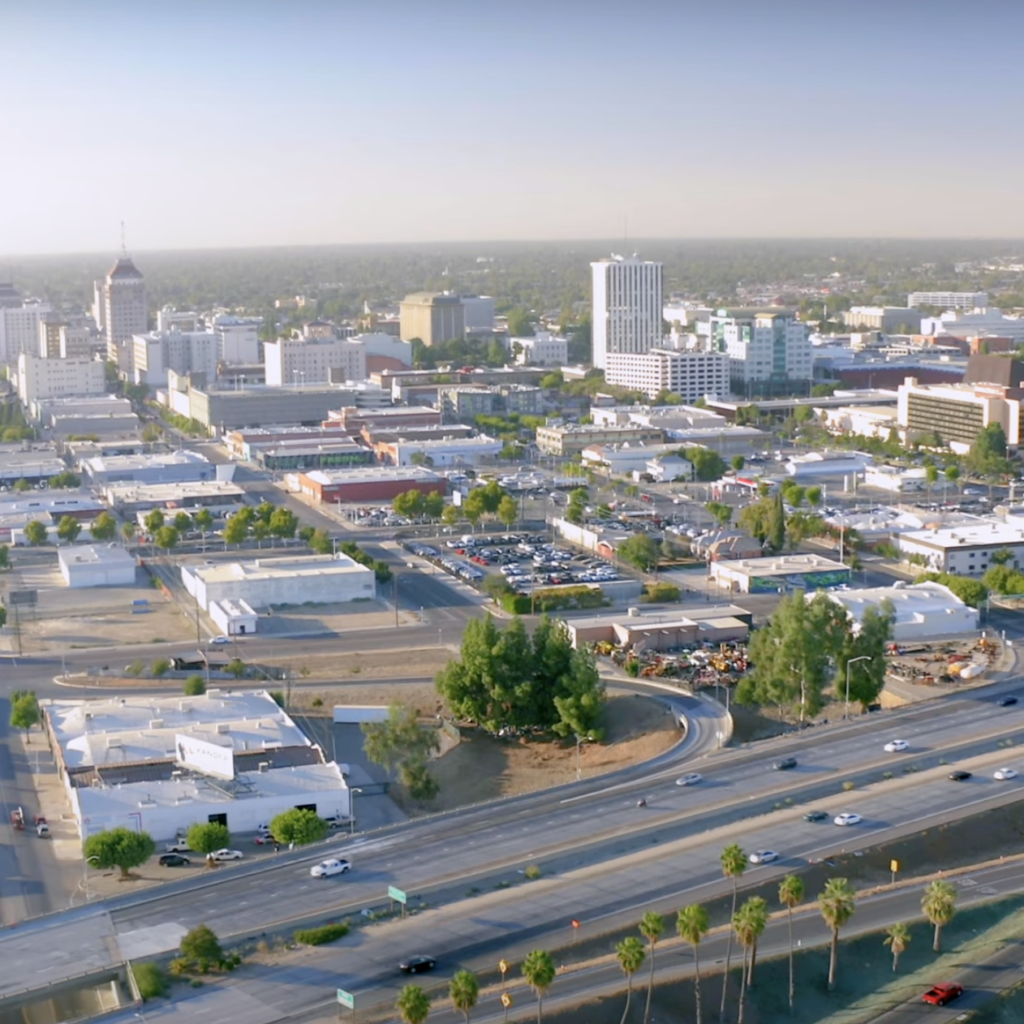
[183,675,206,696]
[394,489,426,518]
[731,455,745,473]
[122,521,137,548]
[362,702,440,798]
[917,571,988,607]
[0,605,6,630]
[155,525,179,554]
[837,601,894,710]
[884,922,911,972]
[10,690,40,740]
[90,511,118,542]
[778,874,805,1009]
[255,500,275,524]
[945,463,960,494]
[706,501,733,526]
[173,511,193,534]
[423,491,445,520]
[307,528,333,554]
[733,897,768,1024]
[819,877,856,990]
[143,508,165,535]
[683,447,727,481]
[615,936,645,1024]
[194,507,214,546]
[251,520,270,548]
[639,911,664,1024]
[396,984,431,1024]
[226,657,246,678]
[676,904,709,1024]
[224,514,250,547]
[449,969,479,1024]
[617,534,661,572]
[719,844,747,1020]
[805,484,822,508]
[925,463,939,496]
[506,306,534,336]
[267,506,296,542]
[13,478,31,492]
[737,497,774,545]
[922,879,957,952]
[83,827,156,879]
[270,808,328,846]
[552,647,605,740]
[180,923,223,965]
[521,949,556,1024]
[186,822,231,864]
[497,495,518,529]
[441,505,460,528]
[0,543,9,570]
[767,491,786,553]
[24,519,48,545]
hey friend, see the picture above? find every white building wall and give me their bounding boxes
[0,302,50,364]
[17,354,106,403]
[265,338,368,387]
[591,255,663,369]
[213,317,261,363]
[511,332,568,366]
[58,547,136,588]
[605,348,730,400]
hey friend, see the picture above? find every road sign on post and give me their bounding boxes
[501,991,512,1021]
[890,859,899,885]
[336,989,355,1010]
[388,885,407,918]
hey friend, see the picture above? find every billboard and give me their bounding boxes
[175,734,235,780]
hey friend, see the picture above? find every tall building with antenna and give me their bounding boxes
[101,242,148,374]
[590,254,663,369]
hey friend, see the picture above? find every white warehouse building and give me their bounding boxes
[819,581,979,641]
[58,544,137,588]
[181,552,376,611]
[41,690,350,840]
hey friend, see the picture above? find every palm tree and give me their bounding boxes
[922,880,957,952]
[449,969,479,1023]
[522,949,556,1024]
[615,936,646,1024]
[819,878,856,990]
[639,911,665,1024]
[732,898,767,1024]
[884,922,911,972]
[743,896,768,987]
[396,984,431,1024]
[778,874,805,1009]
[677,904,710,1024]
[719,843,747,1021]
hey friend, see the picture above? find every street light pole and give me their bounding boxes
[349,787,362,835]
[845,655,872,720]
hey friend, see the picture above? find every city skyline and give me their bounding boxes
[4,0,1024,255]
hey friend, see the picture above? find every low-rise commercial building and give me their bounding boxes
[41,690,349,840]
[535,423,665,457]
[58,544,137,588]
[843,306,921,332]
[896,520,1024,575]
[564,605,753,651]
[17,354,106,404]
[605,348,731,402]
[378,434,503,467]
[0,443,67,486]
[104,480,246,516]
[296,466,443,503]
[509,331,568,366]
[439,386,495,421]
[820,581,978,641]
[82,450,221,486]
[325,406,442,434]
[34,395,138,437]
[209,597,259,636]
[182,553,375,610]
[711,553,851,594]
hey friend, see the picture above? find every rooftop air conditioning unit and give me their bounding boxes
[257,761,270,773]
[149,719,164,729]
[216,723,230,734]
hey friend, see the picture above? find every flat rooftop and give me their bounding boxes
[900,520,1024,549]
[715,553,848,576]
[105,480,245,501]
[189,552,371,584]
[85,451,212,473]
[42,689,312,770]
[303,466,442,484]
[57,544,135,569]
[823,581,975,616]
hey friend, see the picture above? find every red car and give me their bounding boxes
[922,983,963,1006]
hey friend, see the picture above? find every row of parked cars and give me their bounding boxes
[404,541,485,584]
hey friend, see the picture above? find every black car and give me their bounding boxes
[948,770,972,781]
[803,810,828,822]
[159,853,191,867]
[999,696,1019,707]
[399,956,437,974]
[774,757,798,771]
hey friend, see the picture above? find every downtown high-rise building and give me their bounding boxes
[591,254,663,370]
[100,256,148,375]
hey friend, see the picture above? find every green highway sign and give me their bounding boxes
[337,989,355,1010]
[388,885,407,904]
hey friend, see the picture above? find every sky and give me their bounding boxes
[3,0,1024,254]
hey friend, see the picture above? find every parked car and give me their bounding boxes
[165,840,191,853]
[159,853,191,867]
[922,983,963,1006]
[209,848,244,861]
[310,858,351,878]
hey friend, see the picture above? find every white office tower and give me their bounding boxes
[103,256,148,375]
[591,254,663,370]
[0,299,51,365]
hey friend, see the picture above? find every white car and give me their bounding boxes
[834,813,862,827]
[675,773,703,787]
[208,635,231,646]
[994,767,1019,781]
[310,858,351,878]
[749,850,779,864]
[884,739,910,753]
[209,848,244,861]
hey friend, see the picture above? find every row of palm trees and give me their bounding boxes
[393,852,959,1024]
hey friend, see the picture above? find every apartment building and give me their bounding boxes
[264,336,367,387]
[133,331,220,387]
[605,348,730,401]
[908,291,988,310]
[709,309,811,398]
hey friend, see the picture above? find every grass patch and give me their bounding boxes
[133,962,168,1000]
[293,922,350,946]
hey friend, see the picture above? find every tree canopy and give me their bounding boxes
[436,615,605,738]
[362,702,440,801]
[270,808,329,846]
[83,826,156,878]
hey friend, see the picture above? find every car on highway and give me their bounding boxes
[948,770,972,781]
[834,813,862,827]
[994,768,1019,781]
[922,983,963,1006]
[158,853,191,867]
[165,840,191,853]
[207,635,231,646]
[310,858,351,878]
[884,739,910,753]
[749,850,779,864]
[399,955,436,974]
[804,810,829,822]
[773,757,798,771]
[209,848,244,861]
[999,696,1019,707]
[675,773,703,786]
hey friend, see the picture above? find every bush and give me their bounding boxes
[311,697,323,708]
[524,864,542,880]
[151,658,171,678]
[168,958,191,976]
[134,962,168,1000]
[842,780,856,791]
[183,675,205,696]
[641,581,681,603]
[180,924,223,964]
[226,658,246,679]
[293,922,349,946]
[269,691,285,707]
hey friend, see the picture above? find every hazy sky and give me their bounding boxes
[3,0,1023,254]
